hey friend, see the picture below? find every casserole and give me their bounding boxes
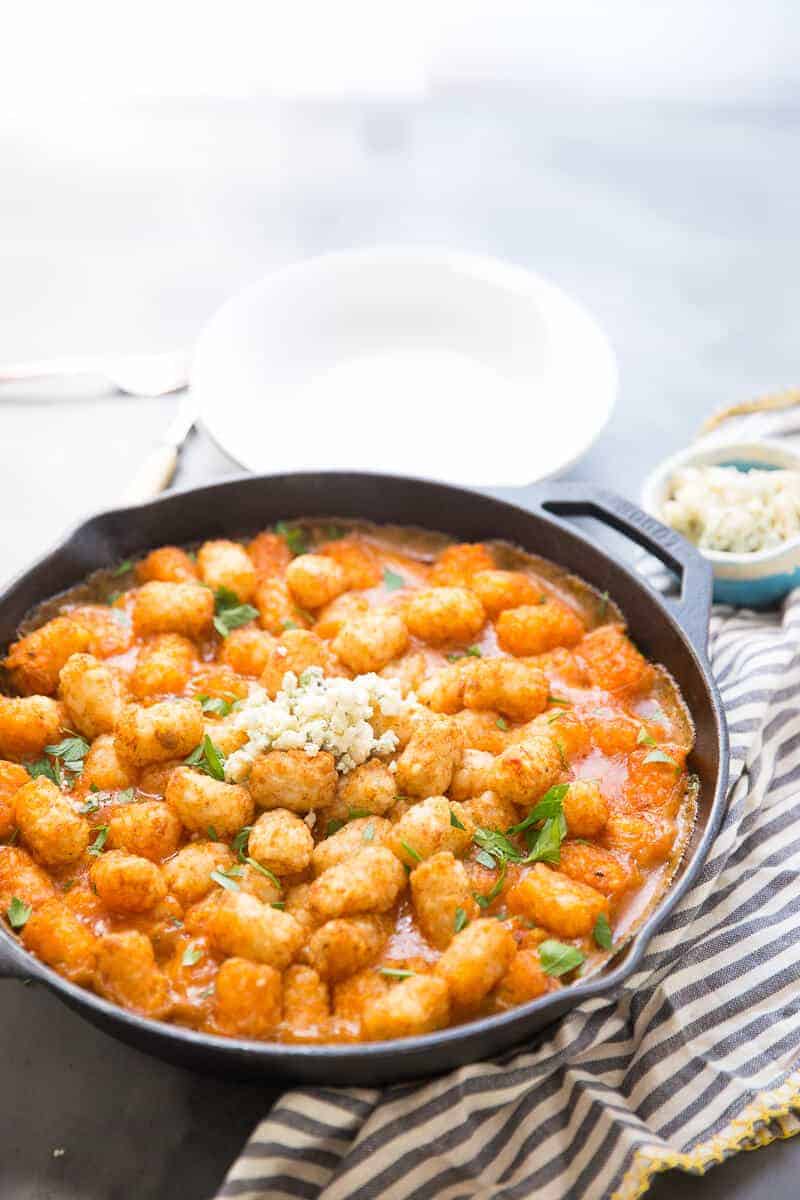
[0,473,728,1083]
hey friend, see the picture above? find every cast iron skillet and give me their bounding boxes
[0,472,728,1084]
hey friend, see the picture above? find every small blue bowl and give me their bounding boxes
[642,439,800,607]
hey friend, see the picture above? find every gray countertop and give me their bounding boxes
[2,74,799,1199]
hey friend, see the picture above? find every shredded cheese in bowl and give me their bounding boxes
[661,465,800,554]
[225,667,417,781]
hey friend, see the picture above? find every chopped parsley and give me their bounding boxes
[213,588,258,638]
[112,559,134,577]
[88,826,109,856]
[231,826,252,859]
[598,590,609,620]
[539,939,585,977]
[6,896,31,930]
[496,716,509,731]
[473,861,507,908]
[182,942,204,967]
[198,695,234,717]
[382,567,406,591]
[185,735,226,781]
[275,521,307,557]
[446,645,482,663]
[454,907,469,933]
[399,840,422,863]
[377,966,416,979]
[362,821,376,843]
[326,818,346,837]
[449,808,466,831]
[593,913,613,951]
[210,866,242,892]
[636,728,657,747]
[643,748,679,768]
[244,857,282,890]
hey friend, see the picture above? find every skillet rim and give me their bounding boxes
[0,470,729,1072]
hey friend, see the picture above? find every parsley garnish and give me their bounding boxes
[26,756,62,786]
[383,567,406,591]
[446,645,482,663]
[185,735,226,781]
[326,818,346,837]
[539,939,585,977]
[454,907,469,933]
[496,716,509,731]
[275,521,307,557]
[182,942,204,967]
[636,728,657,747]
[598,591,609,619]
[643,748,679,768]
[112,560,134,577]
[399,840,422,863]
[6,896,31,929]
[210,866,242,892]
[271,901,286,910]
[207,825,219,841]
[449,808,466,831]
[473,827,519,865]
[88,826,109,856]
[244,857,282,890]
[593,913,613,950]
[231,826,252,859]
[473,860,507,908]
[213,588,258,638]
[507,785,568,863]
[377,966,416,979]
[362,821,376,843]
[348,807,371,820]
[548,695,572,707]
[198,695,234,717]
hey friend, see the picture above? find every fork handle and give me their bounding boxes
[121,444,178,505]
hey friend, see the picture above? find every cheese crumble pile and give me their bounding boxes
[661,464,800,553]
[225,667,415,780]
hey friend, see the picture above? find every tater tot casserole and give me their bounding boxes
[0,521,697,1044]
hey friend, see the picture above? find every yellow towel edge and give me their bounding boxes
[612,1071,800,1200]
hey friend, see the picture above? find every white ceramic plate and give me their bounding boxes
[191,248,617,487]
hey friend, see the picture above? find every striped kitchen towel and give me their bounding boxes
[218,592,800,1200]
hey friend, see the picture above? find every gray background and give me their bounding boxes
[2,6,800,1195]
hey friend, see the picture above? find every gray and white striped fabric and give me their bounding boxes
[218,592,800,1200]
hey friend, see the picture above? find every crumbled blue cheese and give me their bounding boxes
[662,465,800,553]
[225,667,414,779]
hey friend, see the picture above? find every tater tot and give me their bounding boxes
[313,593,370,641]
[470,569,545,616]
[489,735,562,806]
[578,624,655,695]
[136,546,199,584]
[81,734,136,792]
[96,930,171,1017]
[319,539,382,590]
[114,698,204,766]
[286,554,347,611]
[166,766,253,840]
[363,974,450,1041]
[434,918,516,1011]
[394,715,464,798]
[0,695,64,763]
[209,891,303,968]
[58,653,127,739]
[416,663,467,714]
[558,842,638,898]
[0,761,29,840]
[405,587,485,646]
[22,899,98,983]
[132,581,214,640]
[430,543,494,588]
[254,577,308,636]
[461,790,519,832]
[4,617,92,696]
[248,531,291,579]
[214,957,282,1039]
[259,629,342,698]
[14,777,90,866]
[493,948,552,1010]
[304,915,390,981]
[388,796,474,867]
[452,708,509,754]
[90,849,167,912]
[448,749,494,802]
[107,799,182,862]
[197,539,257,603]
[309,847,406,919]
[311,817,393,876]
[563,779,608,838]
[462,658,548,722]
[410,852,478,949]
[283,882,320,937]
[332,611,409,675]
[0,845,57,911]
[68,605,133,658]
[130,635,195,699]
[603,813,676,867]
[506,863,608,938]
[282,964,330,1042]
[331,760,397,820]
[162,841,234,906]
[496,601,585,657]
[218,627,276,677]
[248,809,314,876]
[247,749,337,813]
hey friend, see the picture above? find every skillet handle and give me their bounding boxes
[534,482,713,655]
